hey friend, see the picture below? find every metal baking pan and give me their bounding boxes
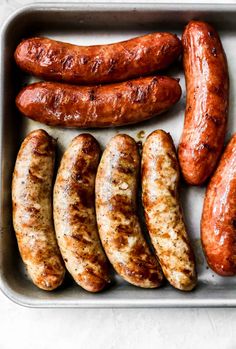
[1,2,236,308]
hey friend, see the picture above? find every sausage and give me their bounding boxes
[12,129,65,291]
[14,34,181,85]
[142,130,197,291]
[15,76,181,128]
[95,134,163,288]
[201,134,236,276]
[53,134,111,292]
[178,21,229,185]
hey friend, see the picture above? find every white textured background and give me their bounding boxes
[1,1,236,348]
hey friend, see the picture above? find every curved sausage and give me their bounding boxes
[142,130,197,291]
[16,76,181,128]
[14,34,181,85]
[95,134,163,288]
[53,134,111,292]
[201,134,236,276]
[12,129,65,291]
[178,21,229,185]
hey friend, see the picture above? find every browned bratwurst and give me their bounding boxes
[95,134,163,288]
[14,34,181,85]
[142,130,197,290]
[12,129,65,291]
[16,76,181,128]
[178,21,229,185]
[201,134,236,276]
[53,134,111,292]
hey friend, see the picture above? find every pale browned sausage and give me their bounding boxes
[12,129,65,291]
[16,76,182,128]
[142,130,197,291]
[95,134,163,288]
[53,134,111,292]
[14,34,181,84]
[178,21,229,185]
[201,134,236,276]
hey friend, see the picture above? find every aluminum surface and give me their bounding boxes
[0,2,236,308]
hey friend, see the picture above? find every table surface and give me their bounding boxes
[1,0,236,348]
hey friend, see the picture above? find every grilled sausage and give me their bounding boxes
[201,134,236,276]
[14,34,181,85]
[95,134,163,288]
[142,130,197,291]
[53,134,111,292]
[178,21,229,185]
[12,129,65,291]
[16,76,181,129]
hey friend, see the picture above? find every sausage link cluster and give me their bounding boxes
[12,130,198,292]
[14,32,182,128]
[12,20,236,293]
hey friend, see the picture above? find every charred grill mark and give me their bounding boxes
[112,235,128,249]
[201,142,216,153]
[80,56,89,64]
[51,93,62,110]
[116,164,134,175]
[89,89,96,101]
[34,48,45,61]
[28,168,43,182]
[205,113,223,127]
[91,58,102,73]
[71,234,92,245]
[82,138,99,155]
[108,58,117,74]
[133,86,148,103]
[76,188,93,208]
[62,55,74,69]
[25,206,40,214]
[110,194,134,217]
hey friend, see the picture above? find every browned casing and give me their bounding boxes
[95,134,163,288]
[12,130,65,291]
[53,134,111,292]
[16,76,181,128]
[142,130,197,291]
[14,34,181,85]
[201,134,236,276]
[178,21,229,185]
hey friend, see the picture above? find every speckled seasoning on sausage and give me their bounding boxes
[95,134,163,288]
[15,76,181,129]
[14,33,181,84]
[178,21,229,185]
[142,130,197,291]
[12,129,65,291]
[53,134,111,292]
[201,134,236,276]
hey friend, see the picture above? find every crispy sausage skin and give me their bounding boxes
[178,21,229,185]
[12,129,65,291]
[16,76,181,128]
[14,34,181,85]
[142,130,197,291]
[53,134,111,292]
[201,134,236,276]
[95,134,163,288]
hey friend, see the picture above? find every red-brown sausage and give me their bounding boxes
[53,134,111,292]
[15,76,181,128]
[14,34,181,85]
[12,129,65,291]
[95,134,163,288]
[201,134,236,276]
[178,21,229,185]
